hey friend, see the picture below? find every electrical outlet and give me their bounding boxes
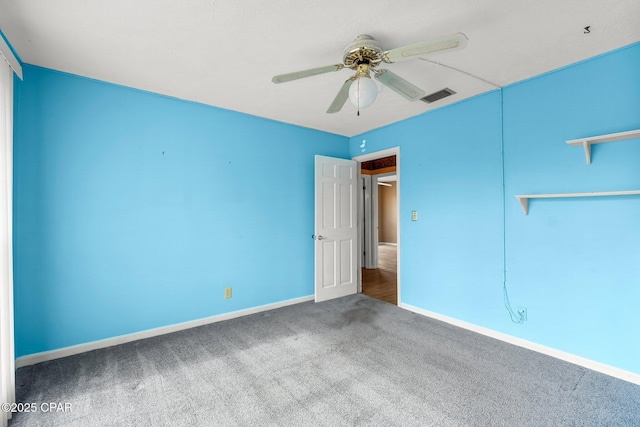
[224,287,232,299]
[517,307,527,322]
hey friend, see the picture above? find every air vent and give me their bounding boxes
[420,88,456,103]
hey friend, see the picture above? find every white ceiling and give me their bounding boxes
[1,1,639,137]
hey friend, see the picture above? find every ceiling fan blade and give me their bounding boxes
[327,77,356,114]
[383,33,468,63]
[374,69,425,101]
[272,64,344,83]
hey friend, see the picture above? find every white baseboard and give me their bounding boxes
[18,296,639,386]
[399,302,640,386]
[379,242,397,246]
[16,295,314,368]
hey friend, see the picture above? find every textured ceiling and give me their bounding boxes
[1,0,639,136]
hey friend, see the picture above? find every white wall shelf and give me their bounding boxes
[515,190,640,215]
[566,129,640,165]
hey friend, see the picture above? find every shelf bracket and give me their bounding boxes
[582,141,591,165]
[516,196,529,215]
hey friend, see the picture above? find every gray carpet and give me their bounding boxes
[9,294,640,426]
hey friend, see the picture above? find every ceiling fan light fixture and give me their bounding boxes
[349,75,378,109]
[272,32,469,114]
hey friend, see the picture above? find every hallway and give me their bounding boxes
[362,244,397,305]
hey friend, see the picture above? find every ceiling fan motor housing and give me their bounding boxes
[343,35,384,68]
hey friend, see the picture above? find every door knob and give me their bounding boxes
[317,235,324,240]
[312,235,324,240]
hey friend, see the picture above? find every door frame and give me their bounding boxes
[352,147,401,304]
[363,170,396,269]
[373,171,397,248]
[360,174,373,269]
[361,174,378,270]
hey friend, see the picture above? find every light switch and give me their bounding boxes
[411,210,418,222]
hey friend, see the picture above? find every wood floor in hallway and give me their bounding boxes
[362,244,397,305]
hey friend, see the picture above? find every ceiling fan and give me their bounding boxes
[272,33,468,114]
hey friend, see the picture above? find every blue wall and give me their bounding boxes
[351,91,505,326]
[350,43,640,374]
[13,43,640,375]
[503,44,640,373]
[13,65,349,357]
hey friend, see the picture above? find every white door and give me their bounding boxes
[314,155,358,302]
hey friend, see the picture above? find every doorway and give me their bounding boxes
[353,148,400,305]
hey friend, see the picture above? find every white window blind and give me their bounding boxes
[0,34,21,80]
[0,52,15,427]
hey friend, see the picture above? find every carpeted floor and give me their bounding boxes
[9,294,640,426]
